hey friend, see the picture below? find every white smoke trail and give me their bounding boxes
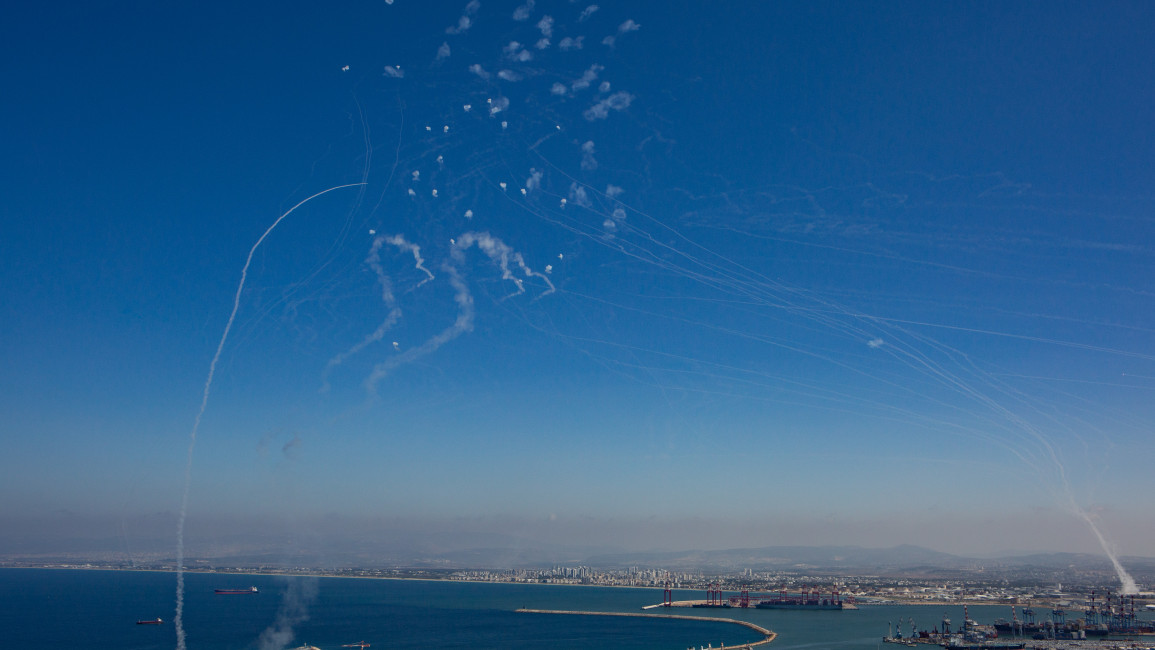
[358,234,553,394]
[1067,497,1139,593]
[321,233,439,392]
[364,260,474,394]
[173,183,364,650]
[385,234,436,287]
[454,231,556,297]
[321,235,404,392]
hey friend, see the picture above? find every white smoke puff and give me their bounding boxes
[368,229,376,235]
[464,209,474,219]
[407,188,416,197]
[602,218,617,232]
[341,65,350,71]
[571,64,604,91]
[537,15,554,38]
[499,182,508,191]
[512,0,535,21]
[497,69,522,82]
[618,19,640,33]
[612,207,626,220]
[525,168,543,193]
[559,36,584,51]
[579,4,598,21]
[469,64,490,80]
[503,41,531,62]
[606,184,623,197]
[867,338,885,348]
[598,81,610,93]
[489,96,510,115]
[432,189,439,197]
[446,15,472,34]
[602,35,615,47]
[583,91,633,121]
[437,42,451,59]
[545,264,553,273]
[385,0,393,4]
[412,170,420,181]
[580,140,597,171]
[550,82,567,95]
[535,38,550,50]
[383,65,404,78]
[568,183,591,208]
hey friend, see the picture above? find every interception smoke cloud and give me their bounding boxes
[173,184,363,650]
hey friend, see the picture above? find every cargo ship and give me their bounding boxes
[214,586,259,594]
[136,618,164,625]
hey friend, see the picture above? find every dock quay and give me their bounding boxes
[1018,641,1155,650]
[645,600,722,609]
[516,608,776,648]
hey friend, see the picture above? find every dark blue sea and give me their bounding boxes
[0,568,1023,649]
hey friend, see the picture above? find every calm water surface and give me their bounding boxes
[0,568,1032,649]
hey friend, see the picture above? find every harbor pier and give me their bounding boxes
[516,608,776,648]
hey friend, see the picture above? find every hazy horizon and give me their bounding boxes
[3,0,1155,579]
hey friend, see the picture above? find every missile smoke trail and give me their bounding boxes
[1068,498,1139,594]
[173,183,364,650]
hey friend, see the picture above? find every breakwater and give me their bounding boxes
[516,608,777,648]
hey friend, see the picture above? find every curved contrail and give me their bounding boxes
[173,183,364,650]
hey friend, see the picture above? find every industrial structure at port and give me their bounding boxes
[653,584,856,610]
[882,594,1155,649]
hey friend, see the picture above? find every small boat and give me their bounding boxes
[214,586,259,594]
[136,618,164,625]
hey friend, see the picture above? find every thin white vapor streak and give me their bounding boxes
[173,183,364,650]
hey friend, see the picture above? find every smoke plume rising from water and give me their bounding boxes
[258,577,319,650]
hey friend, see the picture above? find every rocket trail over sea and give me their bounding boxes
[172,183,364,650]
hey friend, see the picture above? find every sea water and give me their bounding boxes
[0,568,1019,649]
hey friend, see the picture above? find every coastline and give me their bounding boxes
[517,608,777,648]
[0,566,1103,609]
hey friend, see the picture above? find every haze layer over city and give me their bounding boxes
[3,0,1154,583]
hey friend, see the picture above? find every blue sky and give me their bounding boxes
[3,1,1155,561]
